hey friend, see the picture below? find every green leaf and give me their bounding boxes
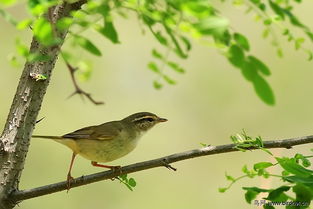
[29,0,58,15]
[242,187,269,203]
[295,37,305,50]
[119,174,127,181]
[258,3,266,11]
[142,14,156,26]
[305,31,313,42]
[266,186,290,201]
[163,23,187,59]
[276,157,313,177]
[153,80,163,89]
[228,44,245,68]
[181,1,213,17]
[282,170,290,176]
[56,17,73,31]
[16,19,32,30]
[242,165,249,174]
[295,153,311,167]
[234,33,250,51]
[163,75,176,85]
[154,31,168,46]
[247,56,271,76]
[33,18,56,46]
[74,35,102,56]
[215,30,231,45]
[128,178,136,187]
[225,173,235,182]
[167,61,185,73]
[252,75,275,105]
[195,16,229,36]
[117,174,136,191]
[249,0,261,5]
[292,184,312,205]
[283,175,313,185]
[180,36,192,51]
[28,0,40,9]
[95,3,110,16]
[242,186,270,193]
[264,205,275,209]
[152,49,163,60]
[96,19,120,44]
[200,142,208,147]
[244,190,259,204]
[218,187,227,193]
[268,0,285,19]
[148,62,160,73]
[285,10,305,28]
[263,19,272,25]
[253,162,273,171]
[241,60,257,81]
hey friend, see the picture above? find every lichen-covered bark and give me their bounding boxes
[0,2,86,208]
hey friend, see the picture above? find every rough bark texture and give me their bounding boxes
[0,2,86,208]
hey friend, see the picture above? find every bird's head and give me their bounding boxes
[122,112,167,132]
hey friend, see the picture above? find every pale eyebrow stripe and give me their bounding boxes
[132,116,155,122]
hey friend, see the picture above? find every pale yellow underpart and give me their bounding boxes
[53,131,143,163]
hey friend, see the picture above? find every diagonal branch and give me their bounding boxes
[65,61,104,105]
[9,134,313,202]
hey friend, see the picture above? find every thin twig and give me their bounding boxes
[65,61,104,105]
[9,134,313,202]
[35,117,45,124]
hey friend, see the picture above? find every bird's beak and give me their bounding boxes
[157,117,168,122]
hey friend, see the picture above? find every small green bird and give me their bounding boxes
[33,112,167,188]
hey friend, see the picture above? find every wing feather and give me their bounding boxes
[62,121,123,141]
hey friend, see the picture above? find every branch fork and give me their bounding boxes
[65,61,104,105]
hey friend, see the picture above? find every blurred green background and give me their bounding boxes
[1,2,313,209]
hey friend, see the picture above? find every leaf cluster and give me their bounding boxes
[1,0,313,104]
[221,131,313,209]
[117,174,137,191]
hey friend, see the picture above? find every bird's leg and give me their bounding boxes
[66,152,77,191]
[91,161,121,172]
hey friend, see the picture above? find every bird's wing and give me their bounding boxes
[62,125,96,139]
[62,121,122,141]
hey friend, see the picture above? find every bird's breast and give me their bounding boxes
[74,130,142,163]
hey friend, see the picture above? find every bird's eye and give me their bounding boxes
[146,118,154,122]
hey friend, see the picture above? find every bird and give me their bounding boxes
[32,112,167,189]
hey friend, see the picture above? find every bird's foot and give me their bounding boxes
[91,161,122,174]
[66,174,74,192]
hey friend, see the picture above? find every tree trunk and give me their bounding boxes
[0,2,86,208]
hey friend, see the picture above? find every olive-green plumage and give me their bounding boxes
[32,112,167,187]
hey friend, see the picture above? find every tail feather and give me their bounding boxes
[32,135,63,140]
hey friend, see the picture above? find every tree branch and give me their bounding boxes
[65,61,104,105]
[9,134,313,202]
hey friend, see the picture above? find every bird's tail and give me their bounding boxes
[32,135,63,140]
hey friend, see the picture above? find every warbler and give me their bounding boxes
[33,112,167,188]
